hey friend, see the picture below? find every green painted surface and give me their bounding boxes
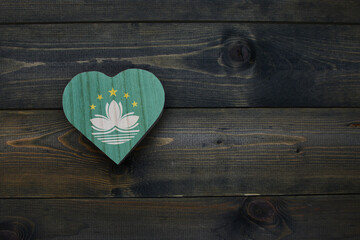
[63,69,165,164]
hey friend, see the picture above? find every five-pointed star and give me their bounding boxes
[90,104,96,110]
[124,93,130,99]
[132,101,138,107]
[97,94,103,100]
[109,88,117,96]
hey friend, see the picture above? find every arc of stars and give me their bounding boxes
[91,88,138,109]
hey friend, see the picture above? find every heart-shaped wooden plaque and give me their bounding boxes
[62,69,165,164]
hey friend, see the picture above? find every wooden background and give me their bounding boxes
[1,1,360,239]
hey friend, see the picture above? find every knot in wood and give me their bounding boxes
[0,216,35,240]
[221,38,253,69]
[245,199,276,224]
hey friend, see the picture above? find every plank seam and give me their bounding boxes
[1,20,360,25]
[1,193,360,200]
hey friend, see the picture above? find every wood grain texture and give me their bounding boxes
[1,23,360,108]
[0,0,359,23]
[1,108,359,198]
[1,2,359,238]
[0,195,359,239]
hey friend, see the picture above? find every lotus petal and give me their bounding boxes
[90,117,115,131]
[108,100,122,122]
[117,116,139,130]
[105,102,109,118]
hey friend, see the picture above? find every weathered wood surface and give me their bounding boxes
[0,195,359,239]
[1,0,359,23]
[1,23,360,109]
[1,1,359,239]
[1,108,359,198]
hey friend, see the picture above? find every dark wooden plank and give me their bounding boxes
[1,108,359,198]
[0,195,359,239]
[1,23,360,108]
[1,0,359,23]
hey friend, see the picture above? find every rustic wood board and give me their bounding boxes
[1,1,359,239]
[0,195,359,239]
[1,23,360,108]
[1,108,359,198]
[0,0,359,23]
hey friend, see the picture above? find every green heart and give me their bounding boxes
[62,69,165,164]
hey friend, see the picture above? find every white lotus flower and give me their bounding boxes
[90,100,139,132]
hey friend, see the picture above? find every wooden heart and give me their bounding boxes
[62,69,165,164]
